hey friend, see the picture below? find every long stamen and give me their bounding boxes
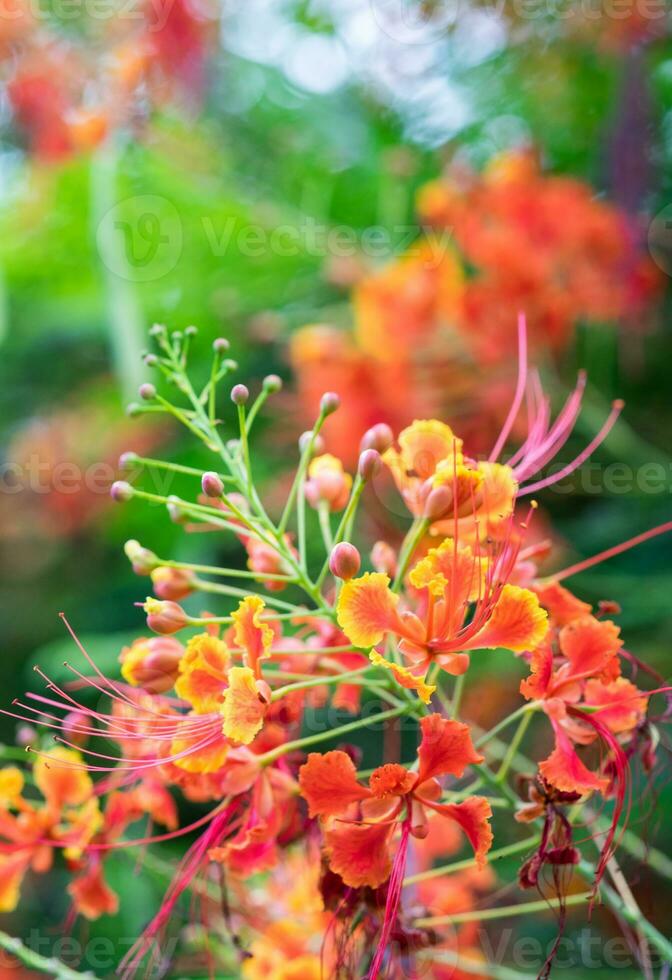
[489,311,528,462]
[550,520,672,582]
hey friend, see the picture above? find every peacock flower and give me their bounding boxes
[299,715,492,978]
[520,610,648,795]
[337,537,548,684]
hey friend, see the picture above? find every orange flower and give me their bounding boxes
[299,714,492,891]
[337,541,547,683]
[520,608,648,796]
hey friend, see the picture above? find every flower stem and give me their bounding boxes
[258,705,411,765]
[0,929,93,979]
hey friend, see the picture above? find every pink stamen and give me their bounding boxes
[551,520,672,582]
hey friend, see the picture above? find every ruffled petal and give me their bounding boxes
[298,751,371,818]
[465,584,548,653]
[324,819,393,888]
[68,863,119,920]
[397,420,463,478]
[534,581,592,626]
[584,678,648,734]
[337,572,403,648]
[175,632,230,713]
[416,714,484,786]
[369,650,436,704]
[520,643,554,700]
[539,718,607,794]
[221,666,268,745]
[34,748,93,809]
[369,764,415,799]
[424,796,493,868]
[232,596,274,677]
[559,616,622,680]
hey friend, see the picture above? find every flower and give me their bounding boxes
[337,538,548,681]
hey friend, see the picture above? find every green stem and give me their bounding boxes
[192,576,298,612]
[392,517,430,591]
[271,666,373,701]
[450,672,466,719]
[495,707,535,782]
[0,930,93,979]
[404,834,539,886]
[415,891,592,927]
[258,705,410,766]
[317,502,334,552]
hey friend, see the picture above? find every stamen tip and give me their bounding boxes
[612,399,625,411]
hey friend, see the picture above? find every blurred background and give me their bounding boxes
[0,0,671,975]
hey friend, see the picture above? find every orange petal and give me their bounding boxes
[369,650,436,704]
[520,644,554,700]
[0,852,31,912]
[68,863,119,920]
[0,767,24,806]
[221,666,268,745]
[559,616,622,680]
[410,539,485,602]
[175,632,230,713]
[324,819,393,888]
[171,718,229,775]
[534,581,592,626]
[34,748,93,809]
[232,596,274,677]
[425,796,493,868]
[465,585,548,653]
[369,763,415,799]
[539,721,606,795]
[416,714,483,786]
[584,678,648,734]
[397,420,463,479]
[337,572,403,648]
[299,751,371,818]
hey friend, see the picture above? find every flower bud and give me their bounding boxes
[144,598,189,635]
[423,484,453,521]
[263,374,282,393]
[120,636,183,694]
[213,337,230,353]
[201,471,225,498]
[139,383,156,401]
[118,451,139,473]
[143,353,159,367]
[166,495,188,524]
[329,542,361,581]
[126,403,142,418]
[371,540,397,577]
[320,392,340,416]
[298,431,325,456]
[360,423,393,455]
[124,539,159,575]
[305,455,352,512]
[149,323,166,338]
[151,566,195,601]
[358,449,382,482]
[231,384,249,405]
[110,480,134,503]
[185,325,198,337]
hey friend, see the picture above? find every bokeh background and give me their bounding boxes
[0,0,671,976]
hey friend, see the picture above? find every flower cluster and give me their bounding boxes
[0,321,669,978]
[290,151,660,463]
